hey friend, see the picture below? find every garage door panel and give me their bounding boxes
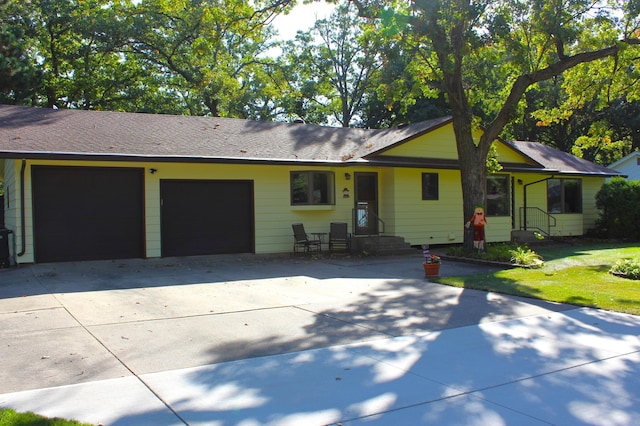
[161,180,254,257]
[32,166,144,263]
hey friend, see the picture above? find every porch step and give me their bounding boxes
[353,236,417,256]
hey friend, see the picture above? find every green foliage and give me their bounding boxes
[447,242,542,267]
[509,246,544,268]
[0,4,42,104]
[610,258,640,280]
[0,408,91,425]
[486,143,503,173]
[594,178,640,241]
[437,242,640,315]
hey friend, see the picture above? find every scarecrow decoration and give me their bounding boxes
[465,205,487,250]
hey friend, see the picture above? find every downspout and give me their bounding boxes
[522,175,555,230]
[17,159,26,256]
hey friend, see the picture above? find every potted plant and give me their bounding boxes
[423,251,442,278]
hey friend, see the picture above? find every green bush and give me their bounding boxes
[595,178,640,241]
[610,258,640,280]
[446,243,543,266]
[509,246,544,268]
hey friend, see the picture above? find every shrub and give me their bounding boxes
[446,243,543,266]
[610,258,640,280]
[509,246,544,268]
[595,178,640,241]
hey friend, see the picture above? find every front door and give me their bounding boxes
[354,172,378,235]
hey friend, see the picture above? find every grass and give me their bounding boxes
[436,241,640,315]
[0,409,92,426]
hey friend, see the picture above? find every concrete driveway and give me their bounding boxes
[1,254,639,425]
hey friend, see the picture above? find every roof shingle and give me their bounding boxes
[0,105,622,176]
[0,105,448,163]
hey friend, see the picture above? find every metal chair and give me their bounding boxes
[329,222,351,253]
[292,223,321,253]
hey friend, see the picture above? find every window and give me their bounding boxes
[486,174,510,216]
[290,171,335,205]
[421,173,439,200]
[547,178,582,213]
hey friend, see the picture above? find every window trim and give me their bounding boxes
[290,170,336,206]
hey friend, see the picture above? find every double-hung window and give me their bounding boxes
[290,171,335,205]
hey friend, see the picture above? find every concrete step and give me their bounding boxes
[353,236,418,256]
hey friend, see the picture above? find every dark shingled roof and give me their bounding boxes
[508,140,620,176]
[0,105,622,176]
[0,105,450,164]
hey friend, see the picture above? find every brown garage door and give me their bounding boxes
[32,166,145,263]
[160,180,254,257]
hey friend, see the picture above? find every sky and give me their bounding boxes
[271,1,337,40]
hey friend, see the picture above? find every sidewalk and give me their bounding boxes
[1,254,639,425]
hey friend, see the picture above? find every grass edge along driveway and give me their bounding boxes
[435,242,640,316]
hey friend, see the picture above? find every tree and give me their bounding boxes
[0,0,42,104]
[350,0,640,248]
[126,0,290,117]
[279,2,383,126]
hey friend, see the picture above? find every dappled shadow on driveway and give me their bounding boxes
[133,287,640,425]
[3,254,639,425]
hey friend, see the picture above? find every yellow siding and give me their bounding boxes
[16,159,361,258]
[382,124,459,159]
[510,173,604,237]
[583,177,604,232]
[390,168,465,245]
[494,141,534,164]
[5,156,607,263]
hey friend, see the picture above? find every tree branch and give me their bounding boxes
[481,44,621,149]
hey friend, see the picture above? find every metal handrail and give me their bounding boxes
[353,205,385,236]
[519,207,556,236]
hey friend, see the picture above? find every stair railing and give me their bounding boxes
[519,207,556,237]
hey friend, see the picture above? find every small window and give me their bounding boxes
[291,171,335,205]
[486,174,510,216]
[422,173,439,200]
[547,178,582,214]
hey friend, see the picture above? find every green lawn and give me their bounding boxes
[0,408,91,426]
[436,242,640,315]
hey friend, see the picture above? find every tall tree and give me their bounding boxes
[126,0,289,117]
[0,0,42,104]
[350,0,639,248]
[280,2,382,126]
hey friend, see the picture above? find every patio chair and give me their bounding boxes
[329,222,351,253]
[292,223,321,253]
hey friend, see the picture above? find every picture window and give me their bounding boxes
[290,171,335,205]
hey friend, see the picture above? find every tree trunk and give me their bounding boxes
[451,114,487,250]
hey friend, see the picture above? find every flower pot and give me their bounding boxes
[423,263,441,278]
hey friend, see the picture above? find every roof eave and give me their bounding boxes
[0,151,351,167]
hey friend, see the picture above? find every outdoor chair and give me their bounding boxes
[329,222,351,253]
[292,223,321,253]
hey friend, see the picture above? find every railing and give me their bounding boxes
[519,207,556,237]
[353,204,385,236]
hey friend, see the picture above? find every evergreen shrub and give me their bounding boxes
[594,178,640,241]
